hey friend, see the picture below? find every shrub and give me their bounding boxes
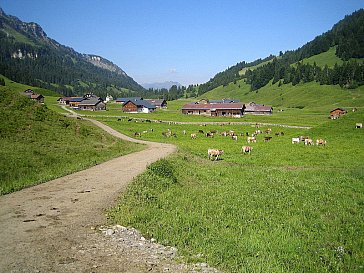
[148,159,177,183]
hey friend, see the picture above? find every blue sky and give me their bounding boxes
[1,1,363,86]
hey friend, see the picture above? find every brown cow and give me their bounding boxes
[316,139,327,146]
[247,136,256,143]
[264,136,272,142]
[208,149,224,161]
[304,138,313,145]
[190,133,197,139]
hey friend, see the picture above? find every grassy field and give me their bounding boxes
[0,86,144,195]
[48,82,364,128]
[106,108,364,272]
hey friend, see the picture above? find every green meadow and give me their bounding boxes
[105,109,364,272]
[3,74,363,272]
[0,86,143,195]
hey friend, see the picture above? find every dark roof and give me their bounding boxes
[145,99,166,106]
[79,99,103,106]
[69,97,84,102]
[330,108,347,113]
[124,99,156,109]
[116,97,142,102]
[57,97,73,101]
[182,103,244,110]
[30,94,44,99]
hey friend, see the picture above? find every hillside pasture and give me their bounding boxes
[0,87,143,195]
[106,110,364,272]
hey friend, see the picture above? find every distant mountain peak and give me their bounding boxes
[142,81,182,90]
[0,9,145,95]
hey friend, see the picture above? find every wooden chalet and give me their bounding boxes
[122,99,156,113]
[21,89,44,103]
[330,108,347,119]
[145,99,167,108]
[69,97,84,108]
[57,97,73,105]
[78,96,106,111]
[244,102,273,115]
[182,102,244,117]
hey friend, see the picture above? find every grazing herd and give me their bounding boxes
[125,118,336,161]
[291,135,327,146]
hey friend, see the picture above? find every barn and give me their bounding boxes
[244,102,273,115]
[182,103,244,117]
[122,99,156,113]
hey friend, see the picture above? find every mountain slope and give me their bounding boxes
[198,9,364,95]
[0,8,145,97]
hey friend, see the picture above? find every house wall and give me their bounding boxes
[123,101,138,112]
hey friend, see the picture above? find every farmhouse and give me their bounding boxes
[244,102,273,115]
[116,97,143,104]
[78,97,106,111]
[69,97,84,108]
[21,89,44,103]
[182,102,244,117]
[122,99,156,113]
[145,99,167,108]
[57,97,73,105]
[330,108,347,119]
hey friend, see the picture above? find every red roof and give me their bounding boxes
[182,103,244,110]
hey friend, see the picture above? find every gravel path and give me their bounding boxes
[0,118,220,272]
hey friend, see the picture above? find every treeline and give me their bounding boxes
[198,9,364,95]
[245,58,364,89]
[197,55,275,95]
[141,85,187,100]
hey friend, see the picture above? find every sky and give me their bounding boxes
[1,1,363,86]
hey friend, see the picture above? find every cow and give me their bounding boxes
[246,132,249,137]
[356,123,363,129]
[304,138,313,145]
[247,136,256,143]
[210,130,218,134]
[117,118,122,121]
[300,136,310,142]
[162,131,171,137]
[134,132,141,137]
[316,139,327,146]
[221,131,228,137]
[264,136,272,142]
[255,130,261,135]
[241,146,253,154]
[264,128,272,134]
[208,149,224,161]
[190,133,197,139]
[275,132,284,136]
[198,130,205,134]
[232,135,238,141]
[292,137,300,144]
[206,132,214,138]
[183,130,186,135]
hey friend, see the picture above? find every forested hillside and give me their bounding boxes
[198,9,364,95]
[0,8,145,98]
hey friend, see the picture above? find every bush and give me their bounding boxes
[148,159,177,183]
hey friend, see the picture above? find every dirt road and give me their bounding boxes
[0,118,198,272]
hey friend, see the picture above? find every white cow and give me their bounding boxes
[292,137,300,144]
